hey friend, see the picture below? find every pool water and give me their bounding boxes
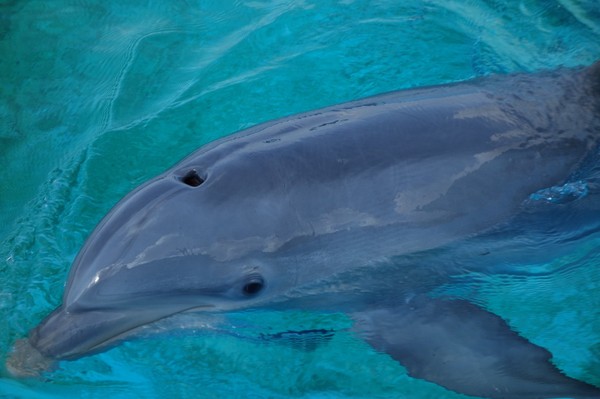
[1,1,600,398]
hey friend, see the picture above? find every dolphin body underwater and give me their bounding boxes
[8,62,600,398]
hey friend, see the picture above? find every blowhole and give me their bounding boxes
[181,170,205,187]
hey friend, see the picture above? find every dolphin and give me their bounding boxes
[8,62,600,398]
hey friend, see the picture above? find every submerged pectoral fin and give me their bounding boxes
[352,297,600,399]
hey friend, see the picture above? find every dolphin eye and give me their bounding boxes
[181,169,204,187]
[242,277,264,296]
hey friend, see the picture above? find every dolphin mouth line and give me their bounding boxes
[80,304,219,355]
[182,304,217,313]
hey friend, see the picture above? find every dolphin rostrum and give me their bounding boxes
[8,62,600,398]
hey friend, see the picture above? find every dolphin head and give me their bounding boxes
[64,172,280,313]
[12,106,391,374]
[14,143,308,369]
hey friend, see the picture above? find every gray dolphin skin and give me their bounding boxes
[8,62,600,398]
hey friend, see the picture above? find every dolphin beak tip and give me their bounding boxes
[5,338,55,378]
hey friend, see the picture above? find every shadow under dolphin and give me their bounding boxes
[7,62,600,399]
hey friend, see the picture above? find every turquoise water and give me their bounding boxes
[1,1,600,398]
